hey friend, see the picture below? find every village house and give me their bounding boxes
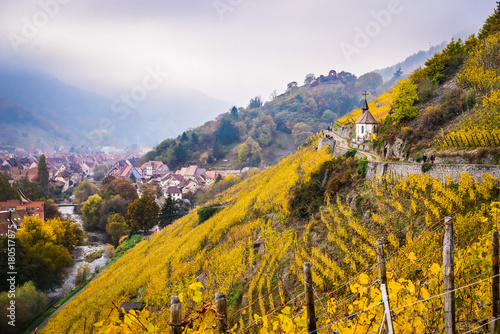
[165,186,182,201]
[119,165,142,180]
[0,199,44,220]
[139,161,170,178]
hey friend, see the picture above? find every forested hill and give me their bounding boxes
[142,68,404,169]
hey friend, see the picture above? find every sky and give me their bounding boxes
[0,0,497,115]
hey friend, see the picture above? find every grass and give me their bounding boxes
[105,234,143,269]
[85,250,103,262]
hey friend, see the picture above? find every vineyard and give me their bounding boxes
[41,131,500,333]
[434,31,500,150]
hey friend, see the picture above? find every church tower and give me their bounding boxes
[355,93,378,142]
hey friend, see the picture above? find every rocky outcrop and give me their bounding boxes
[382,138,408,160]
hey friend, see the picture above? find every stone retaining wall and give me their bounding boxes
[366,162,500,183]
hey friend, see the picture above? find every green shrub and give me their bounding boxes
[466,89,476,110]
[413,151,424,163]
[417,78,438,102]
[357,158,368,177]
[197,205,222,224]
[345,149,357,159]
[75,263,91,285]
[86,250,103,263]
[355,194,363,204]
[422,162,434,173]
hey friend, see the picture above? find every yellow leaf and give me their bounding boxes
[188,282,204,290]
[407,281,416,295]
[429,263,441,275]
[179,293,184,303]
[408,252,417,261]
[193,290,203,303]
[421,287,430,299]
[359,273,370,285]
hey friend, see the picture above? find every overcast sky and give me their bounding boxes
[0,0,497,108]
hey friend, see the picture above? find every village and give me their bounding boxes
[0,146,252,234]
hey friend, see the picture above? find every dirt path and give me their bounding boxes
[323,130,380,162]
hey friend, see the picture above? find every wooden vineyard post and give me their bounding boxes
[377,240,394,333]
[304,262,317,333]
[443,217,455,334]
[170,296,182,334]
[377,240,388,286]
[380,283,395,334]
[215,292,228,333]
[492,231,499,334]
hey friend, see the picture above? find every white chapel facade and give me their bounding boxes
[355,97,378,143]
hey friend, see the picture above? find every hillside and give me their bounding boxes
[142,42,454,170]
[142,69,399,169]
[337,30,500,163]
[42,134,500,333]
[0,97,72,150]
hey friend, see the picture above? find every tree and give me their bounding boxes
[230,106,238,118]
[478,1,500,39]
[44,199,62,220]
[106,214,129,245]
[74,180,98,204]
[0,281,48,333]
[15,217,84,290]
[215,119,240,145]
[191,132,199,144]
[286,81,298,94]
[304,73,316,85]
[37,154,49,196]
[359,72,383,90]
[181,132,189,142]
[158,196,181,228]
[391,79,419,123]
[109,179,138,201]
[292,122,314,146]
[393,67,403,79]
[15,176,45,201]
[81,194,103,229]
[0,173,19,201]
[98,195,130,230]
[126,195,160,233]
[237,143,249,162]
[321,110,338,124]
[248,96,263,109]
[269,90,278,100]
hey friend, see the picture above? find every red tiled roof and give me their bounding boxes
[120,165,133,177]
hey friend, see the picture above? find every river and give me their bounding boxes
[47,206,110,299]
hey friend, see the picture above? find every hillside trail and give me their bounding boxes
[323,130,380,162]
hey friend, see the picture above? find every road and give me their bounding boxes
[323,130,380,162]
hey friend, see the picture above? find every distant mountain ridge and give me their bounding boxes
[374,42,447,81]
[0,66,230,150]
[0,96,72,149]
